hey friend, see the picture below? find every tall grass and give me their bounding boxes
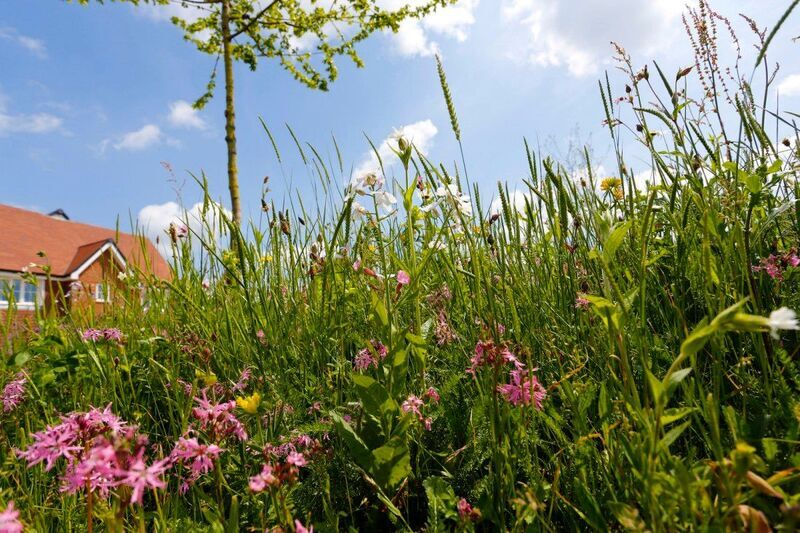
[1,1,800,530]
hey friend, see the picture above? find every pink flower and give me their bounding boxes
[0,501,23,533]
[60,439,118,497]
[295,519,314,533]
[401,394,432,430]
[249,463,278,493]
[286,451,307,467]
[457,498,473,519]
[191,391,248,441]
[396,270,410,285]
[497,369,546,409]
[232,368,252,393]
[353,339,387,371]
[170,436,223,490]
[81,328,104,342]
[2,373,26,413]
[468,341,524,376]
[434,311,457,346]
[16,404,128,471]
[354,350,377,371]
[575,296,590,310]
[103,328,123,342]
[752,254,791,281]
[116,451,169,505]
[401,395,424,417]
[423,387,440,403]
[352,259,362,271]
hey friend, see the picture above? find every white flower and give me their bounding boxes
[435,184,472,217]
[768,307,799,339]
[351,200,369,219]
[352,172,384,193]
[373,190,397,212]
[428,240,446,251]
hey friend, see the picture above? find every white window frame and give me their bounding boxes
[0,275,44,310]
[93,282,111,303]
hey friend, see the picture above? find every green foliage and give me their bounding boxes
[4,1,800,530]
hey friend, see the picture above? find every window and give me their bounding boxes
[0,277,41,309]
[94,283,111,303]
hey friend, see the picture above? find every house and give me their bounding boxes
[0,204,171,323]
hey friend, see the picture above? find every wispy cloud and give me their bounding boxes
[0,90,62,136]
[0,26,47,58]
[501,0,683,77]
[383,0,479,57]
[115,124,162,151]
[168,100,208,130]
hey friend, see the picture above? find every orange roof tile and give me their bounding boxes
[0,204,171,280]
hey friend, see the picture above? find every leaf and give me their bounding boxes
[646,369,664,403]
[14,351,31,367]
[679,320,715,358]
[423,476,458,523]
[762,438,778,461]
[371,293,388,327]
[371,436,411,493]
[608,502,647,531]
[330,412,372,469]
[659,420,691,450]
[603,221,632,263]
[389,347,408,395]
[746,471,783,499]
[352,374,396,420]
[661,407,697,426]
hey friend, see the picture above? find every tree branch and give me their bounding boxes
[229,0,282,40]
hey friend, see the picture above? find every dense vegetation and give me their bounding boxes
[2,2,800,530]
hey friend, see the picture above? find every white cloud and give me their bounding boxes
[490,190,533,217]
[168,100,207,130]
[0,27,46,58]
[0,90,62,136]
[381,0,479,58]
[354,119,438,179]
[113,124,163,151]
[778,74,800,97]
[502,0,683,77]
[137,200,230,258]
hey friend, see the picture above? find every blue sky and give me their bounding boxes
[2,0,799,249]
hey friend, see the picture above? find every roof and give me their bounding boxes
[0,204,171,280]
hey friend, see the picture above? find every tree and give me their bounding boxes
[74,0,456,223]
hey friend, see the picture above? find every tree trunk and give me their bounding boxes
[221,0,241,224]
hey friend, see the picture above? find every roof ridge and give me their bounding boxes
[0,203,138,239]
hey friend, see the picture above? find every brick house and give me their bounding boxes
[0,204,170,324]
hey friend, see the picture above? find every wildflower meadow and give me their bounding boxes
[2,1,800,531]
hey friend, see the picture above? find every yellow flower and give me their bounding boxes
[600,177,622,192]
[262,254,273,263]
[612,187,624,201]
[195,369,217,386]
[236,392,262,414]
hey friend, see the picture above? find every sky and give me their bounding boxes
[1,0,799,252]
